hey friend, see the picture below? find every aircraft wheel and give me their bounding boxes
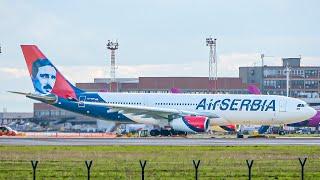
[237,133,244,138]
[170,129,177,135]
[150,129,160,136]
[160,129,171,136]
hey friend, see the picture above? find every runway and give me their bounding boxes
[0,137,320,146]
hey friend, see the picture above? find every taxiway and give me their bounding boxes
[0,137,319,146]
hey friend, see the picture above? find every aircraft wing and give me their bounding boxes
[84,102,220,122]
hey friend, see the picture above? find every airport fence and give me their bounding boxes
[0,157,316,179]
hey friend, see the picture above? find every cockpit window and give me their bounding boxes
[297,104,305,107]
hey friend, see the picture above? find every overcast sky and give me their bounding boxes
[0,0,320,112]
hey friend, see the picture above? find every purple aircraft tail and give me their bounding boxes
[247,84,261,95]
[170,87,182,93]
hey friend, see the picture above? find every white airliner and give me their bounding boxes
[10,45,317,135]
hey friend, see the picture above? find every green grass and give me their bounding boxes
[0,146,319,179]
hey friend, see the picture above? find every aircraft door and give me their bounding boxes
[279,100,287,112]
[78,96,86,108]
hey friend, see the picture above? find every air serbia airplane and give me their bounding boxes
[10,45,317,135]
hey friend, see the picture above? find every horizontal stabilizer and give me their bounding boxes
[8,91,58,104]
[7,91,29,96]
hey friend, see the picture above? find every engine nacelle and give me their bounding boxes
[170,116,209,133]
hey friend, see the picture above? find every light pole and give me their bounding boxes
[206,37,217,93]
[206,37,217,81]
[261,54,264,93]
[260,54,273,94]
[284,63,291,97]
[106,40,119,83]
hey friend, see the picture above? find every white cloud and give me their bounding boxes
[0,68,29,78]
[58,66,106,83]
[301,56,320,66]
[59,53,259,81]
[4,54,320,84]
[218,53,260,76]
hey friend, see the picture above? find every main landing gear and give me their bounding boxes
[149,129,187,136]
[150,129,160,136]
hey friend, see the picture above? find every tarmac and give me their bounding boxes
[0,137,320,146]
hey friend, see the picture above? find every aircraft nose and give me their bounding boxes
[306,107,317,119]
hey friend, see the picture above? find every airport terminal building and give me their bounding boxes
[77,77,253,94]
[0,112,33,125]
[240,57,320,98]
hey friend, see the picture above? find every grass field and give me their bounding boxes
[0,145,319,179]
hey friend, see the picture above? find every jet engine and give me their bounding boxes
[169,116,209,133]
